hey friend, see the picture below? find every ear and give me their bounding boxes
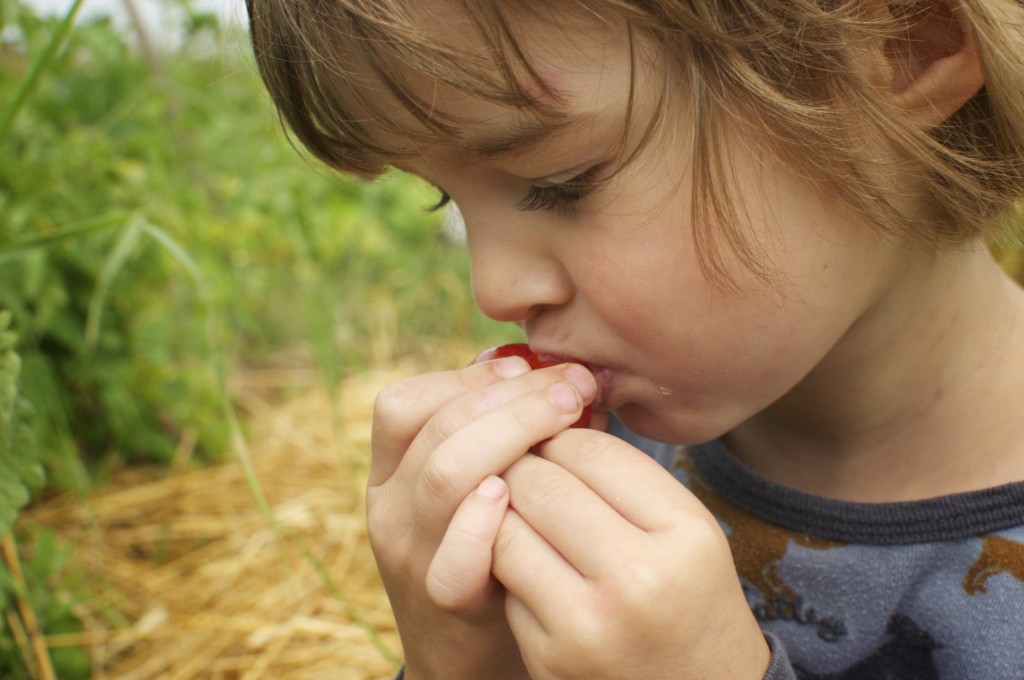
[886,0,984,129]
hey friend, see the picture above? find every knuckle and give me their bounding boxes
[419,449,466,504]
[446,514,492,552]
[427,399,476,441]
[371,369,483,445]
[425,567,471,613]
[364,495,408,557]
[513,459,563,506]
[672,509,729,553]
[418,384,500,450]
[615,558,664,609]
[457,363,486,390]
[566,429,620,466]
[491,513,522,566]
[372,379,420,433]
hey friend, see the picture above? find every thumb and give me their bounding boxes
[425,475,510,613]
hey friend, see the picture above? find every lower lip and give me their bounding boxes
[528,349,614,407]
[588,365,615,411]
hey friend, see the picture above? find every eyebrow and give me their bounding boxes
[454,114,594,161]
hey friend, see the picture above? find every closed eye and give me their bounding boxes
[518,165,604,216]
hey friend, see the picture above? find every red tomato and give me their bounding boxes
[473,343,535,363]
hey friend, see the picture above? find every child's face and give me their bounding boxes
[387,10,911,444]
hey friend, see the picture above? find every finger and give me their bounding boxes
[406,362,596,477]
[491,508,585,632]
[369,356,530,487]
[503,592,546,673]
[413,378,589,521]
[425,476,509,613]
[503,452,645,578]
[504,592,542,640]
[537,428,712,533]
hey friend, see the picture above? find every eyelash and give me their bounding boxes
[427,165,604,217]
[518,165,602,215]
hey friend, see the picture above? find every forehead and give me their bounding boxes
[334,1,638,165]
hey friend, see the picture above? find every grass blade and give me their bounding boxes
[0,213,129,264]
[0,0,88,141]
[84,217,143,354]
[138,219,276,525]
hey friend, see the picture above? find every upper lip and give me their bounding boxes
[530,345,590,364]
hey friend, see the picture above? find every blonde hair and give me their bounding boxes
[246,0,1024,280]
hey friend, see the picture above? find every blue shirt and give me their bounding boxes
[609,419,1024,679]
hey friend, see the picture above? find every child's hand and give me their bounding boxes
[366,358,596,680]
[493,429,772,680]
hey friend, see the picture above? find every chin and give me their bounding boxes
[613,403,729,446]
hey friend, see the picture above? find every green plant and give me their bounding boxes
[0,0,515,672]
[0,312,42,538]
[0,0,512,523]
[1,3,234,485]
[0,531,89,680]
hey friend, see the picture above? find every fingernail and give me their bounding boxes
[495,356,530,379]
[476,475,506,500]
[547,382,581,413]
[563,363,596,401]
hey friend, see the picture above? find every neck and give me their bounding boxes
[724,244,1024,502]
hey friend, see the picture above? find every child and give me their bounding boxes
[245,0,1024,677]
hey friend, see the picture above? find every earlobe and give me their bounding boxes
[886,0,985,129]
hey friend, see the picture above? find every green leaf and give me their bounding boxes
[84,216,144,353]
[136,219,206,296]
[0,213,128,264]
[0,311,43,537]
[0,0,87,140]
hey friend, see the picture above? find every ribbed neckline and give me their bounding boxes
[687,440,1024,544]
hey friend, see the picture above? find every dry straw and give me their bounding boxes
[17,357,462,679]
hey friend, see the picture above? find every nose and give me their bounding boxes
[460,205,574,323]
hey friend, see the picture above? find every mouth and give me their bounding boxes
[531,349,614,411]
[585,365,614,411]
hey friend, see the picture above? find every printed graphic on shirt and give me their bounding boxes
[792,613,939,680]
[746,589,847,643]
[672,450,847,641]
[963,534,1024,595]
[662,444,1024,677]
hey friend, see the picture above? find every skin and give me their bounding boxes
[364,4,1024,679]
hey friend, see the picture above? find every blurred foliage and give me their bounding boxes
[0,1,512,672]
[1,530,89,679]
[0,313,42,539]
[0,0,521,670]
[0,0,510,501]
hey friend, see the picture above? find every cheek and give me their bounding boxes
[574,213,701,325]
[572,222,728,377]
